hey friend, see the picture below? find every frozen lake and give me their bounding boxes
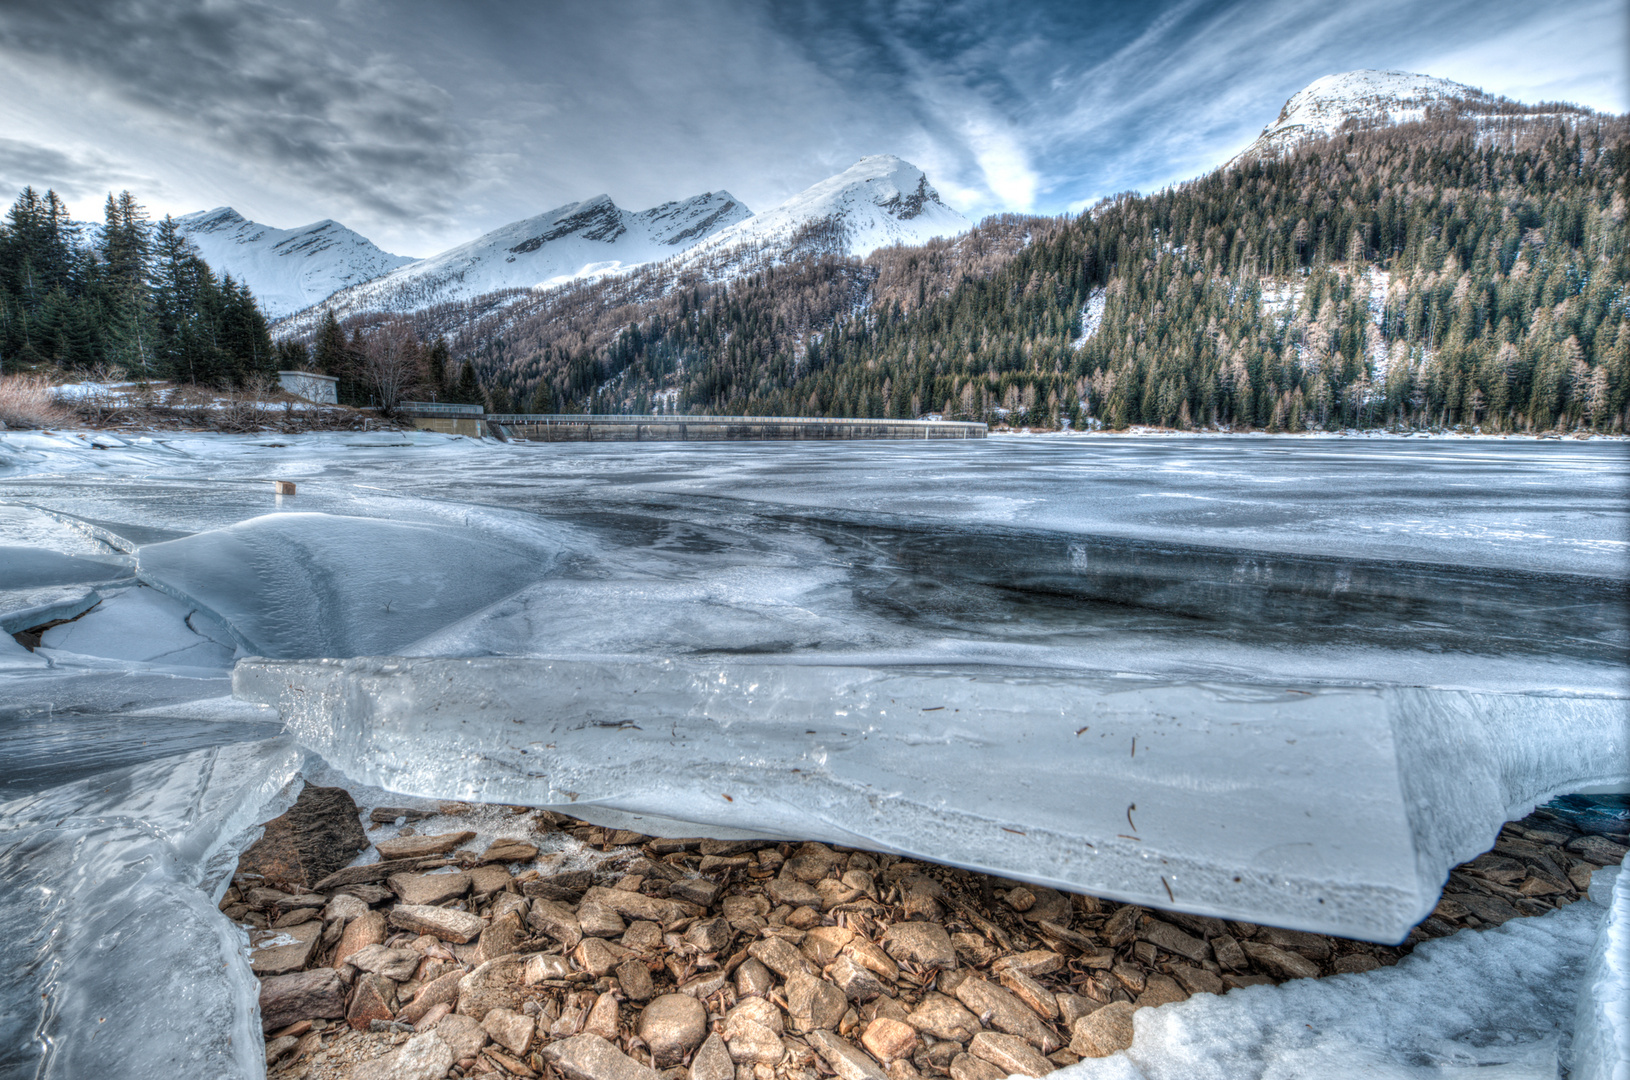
[1,430,1626,1079]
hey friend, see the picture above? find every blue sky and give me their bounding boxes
[0,0,1622,255]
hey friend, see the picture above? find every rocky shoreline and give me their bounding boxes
[225,789,1627,1080]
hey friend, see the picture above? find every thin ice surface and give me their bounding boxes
[0,738,305,1080]
[234,655,1626,942]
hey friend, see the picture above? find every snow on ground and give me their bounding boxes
[1073,286,1107,348]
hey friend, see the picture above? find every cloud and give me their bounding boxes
[0,0,469,225]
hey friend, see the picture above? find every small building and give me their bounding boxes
[277,370,339,404]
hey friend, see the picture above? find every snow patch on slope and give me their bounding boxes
[176,208,414,321]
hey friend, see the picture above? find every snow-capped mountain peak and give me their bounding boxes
[277,189,752,328]
[1230,70,1493,165]
[671,155,970,278]
[175,207,414,320]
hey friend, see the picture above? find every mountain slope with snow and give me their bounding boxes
[1229,70,1500,165]
[176,208,415,321]
[670,155,970,279]
[291,191,750,327]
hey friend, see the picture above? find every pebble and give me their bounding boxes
[375,831,477,860]
[638,993,708,1065]
[880,922,957,970]
[545,1033,665,1080]
[260,968,348,1032]
[387,904,484,944]
[970,1031,1055,1077]
[1069,1001,1137,1057]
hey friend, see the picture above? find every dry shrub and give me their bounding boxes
[0,374,72,429]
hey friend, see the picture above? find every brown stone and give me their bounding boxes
[669,877,722,908]
[844,939,900,982]
[458,955,532,1020]
[829,954,889,1002]
[581,885,697,926]
[249,920,323,975]
[389,870,471,906]
[1171,965,1225,996]
[881,923,957,970]
[970,1031,1055,1077]
[998,969,1060,1021]
[1580,836,1626,876]
[1449,890,1522,926]
[807,1030,888,1080]
[1055,994,1100,1028]
[767,875,824,908]
[1254,927,1332,961]
[1210,934,1247,970]
[617,957,656,1000]
[1137,919,1210,963]
[376,831,477,860]
[524,953,574,983]
[350,1030,456,1080]
[1069,1001,1136,1057]
[258,968,347,1032]
[483,1006,536,1054]
[524,897,583,950]
[724,1016,783,1065]
[691,1033,734,1080]
[1111,962,1146,995]
[906,993,981,1043]
[479,910,527,963]
[1241,941,1320,981]
[388,904,485,943]
[435,1012,489,1059]
[314,857,452,892]
[575,937,620,977]
[348,973,398,1030]
[952,932,1000,967]
[802,925,856,966]
[1331,953,1382,975]
[586,992,621,1040]
[348,943,422,981]
[468,863,514,897]
[271,907,318,929]
[482,837,540,864]
[578,900,629,939]
[237,784,368,890]
[749,936,816,979]
[785,970,848,1031]
[991,950,1065,978]
[544,1034,666,1080]
[735,957,776,998]
[640,993,709,1065]
[860,1017,918,1062]
[949,1053,1006,1080]
[401,969,465,1024]
[1134,973,1188,1009]
[686,917,734,954]
[1103,906,1142,948]
[953,976,1062,1052]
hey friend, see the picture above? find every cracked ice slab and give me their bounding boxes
[0,738,306,1080]
[233,655,1628,943]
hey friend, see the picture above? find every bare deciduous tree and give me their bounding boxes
[361,319,421,414]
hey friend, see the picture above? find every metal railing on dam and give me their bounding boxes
[480,413,988,441]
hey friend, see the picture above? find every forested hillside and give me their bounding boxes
[0,189,275,385]
[449,109,1627,433]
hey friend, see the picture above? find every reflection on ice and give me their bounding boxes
[235,655,1627,943]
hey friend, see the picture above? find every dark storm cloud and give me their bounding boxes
[0,0,469,223]
[0,138,149,205]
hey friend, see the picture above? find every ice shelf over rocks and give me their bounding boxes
[234,655,1627,943]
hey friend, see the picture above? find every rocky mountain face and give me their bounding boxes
[176,208,415,321]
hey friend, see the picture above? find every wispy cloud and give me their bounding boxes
[0,0,1618,252]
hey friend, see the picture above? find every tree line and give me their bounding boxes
[448,109,1627,433]
[0,188,275,385]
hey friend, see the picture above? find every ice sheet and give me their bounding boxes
[1573,864,1629,1080]
[0,738,306,1079]
[233,655,1628,942]
[136,511,563,658]
[1056,885,1611,1080]
[38,584,237,670]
